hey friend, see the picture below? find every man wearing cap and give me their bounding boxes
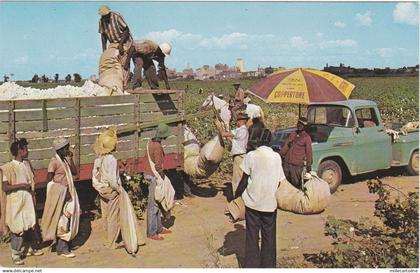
[230,82,246,121]
[125,40,172,90]
[41,137,79,258]
[91,128,144,255]
[0,139,43,265]
[280,117,313,189]
[238,126,285,268]
[98,5,133,89]
[143,124,173,240]
[215,112,250,200]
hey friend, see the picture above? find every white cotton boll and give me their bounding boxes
[0,80,123,100]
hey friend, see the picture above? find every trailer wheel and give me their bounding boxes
[318,160,342,194]
[407,150,419,176]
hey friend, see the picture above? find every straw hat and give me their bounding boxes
[94,127,117,155]
[53,137,69,151]
[98,5,111,16]
[156,123,171,139]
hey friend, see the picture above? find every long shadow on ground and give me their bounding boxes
[217,223,246,268]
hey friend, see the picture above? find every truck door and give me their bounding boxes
[354,107,392,173]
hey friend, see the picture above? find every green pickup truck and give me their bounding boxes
[271,99,419,193]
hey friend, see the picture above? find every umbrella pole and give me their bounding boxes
[298,104,301,118]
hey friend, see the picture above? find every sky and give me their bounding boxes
[0,1,418,80]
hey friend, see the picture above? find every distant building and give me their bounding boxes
[235,58,247,72]
[166,68,177,79]
[196,65,216,80]
[323,63,419,77]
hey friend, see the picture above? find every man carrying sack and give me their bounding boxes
[143,123,175,241]
[280,117,313,189]
[91,128,145,255]
[40,137,80,258]
[239,126,285,268]
[98,5,133,90]
[126,39,172,90]
[0,139,43,265]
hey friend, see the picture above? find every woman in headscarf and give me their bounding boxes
[91,127,144,256]
[40,137,80,258]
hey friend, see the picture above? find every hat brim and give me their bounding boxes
[54,140,69,151]
[156,131,171,138]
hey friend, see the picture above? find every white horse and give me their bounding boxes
[244,100,265,121]
[201,94,231,129]
[202,94,265,126]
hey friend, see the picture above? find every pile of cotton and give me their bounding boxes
[0,80,117,100]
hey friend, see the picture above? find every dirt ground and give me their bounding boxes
[0,172,418,268]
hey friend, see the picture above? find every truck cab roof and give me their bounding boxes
[309,99,378,109]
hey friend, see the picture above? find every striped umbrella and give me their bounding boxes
[249,68,355,104]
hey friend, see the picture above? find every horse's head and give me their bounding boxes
[201,94,214,108]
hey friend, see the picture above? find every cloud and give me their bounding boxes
[393,3,419,26]
[289,36,308,50]
[199,32,249,49]
[13,56,28,65]
[320,39,357,49]
[376,47,407,58]
[144,29,184,43]
[355,11,372,27]
[316,32,324,38]
[334,21,346,28]
[144,29,280,51]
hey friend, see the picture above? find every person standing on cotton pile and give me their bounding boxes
[98,5,133,89]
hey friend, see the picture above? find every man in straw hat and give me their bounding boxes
[279,117,313,189]
[40,137,79,258]
[237,126,285,268]
[98,5,133,89]
[215,112,250,200]
[0,139,43,265]
[143,123,175,241]
[91,128,144,255]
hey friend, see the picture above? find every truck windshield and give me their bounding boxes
[307,105,354,128]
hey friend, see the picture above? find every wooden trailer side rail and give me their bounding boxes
[0,90,185,187]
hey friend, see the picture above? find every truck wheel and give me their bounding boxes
[407,151,419,176]
[318,160,342,193]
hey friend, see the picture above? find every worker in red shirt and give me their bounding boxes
[279,117,313,189]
